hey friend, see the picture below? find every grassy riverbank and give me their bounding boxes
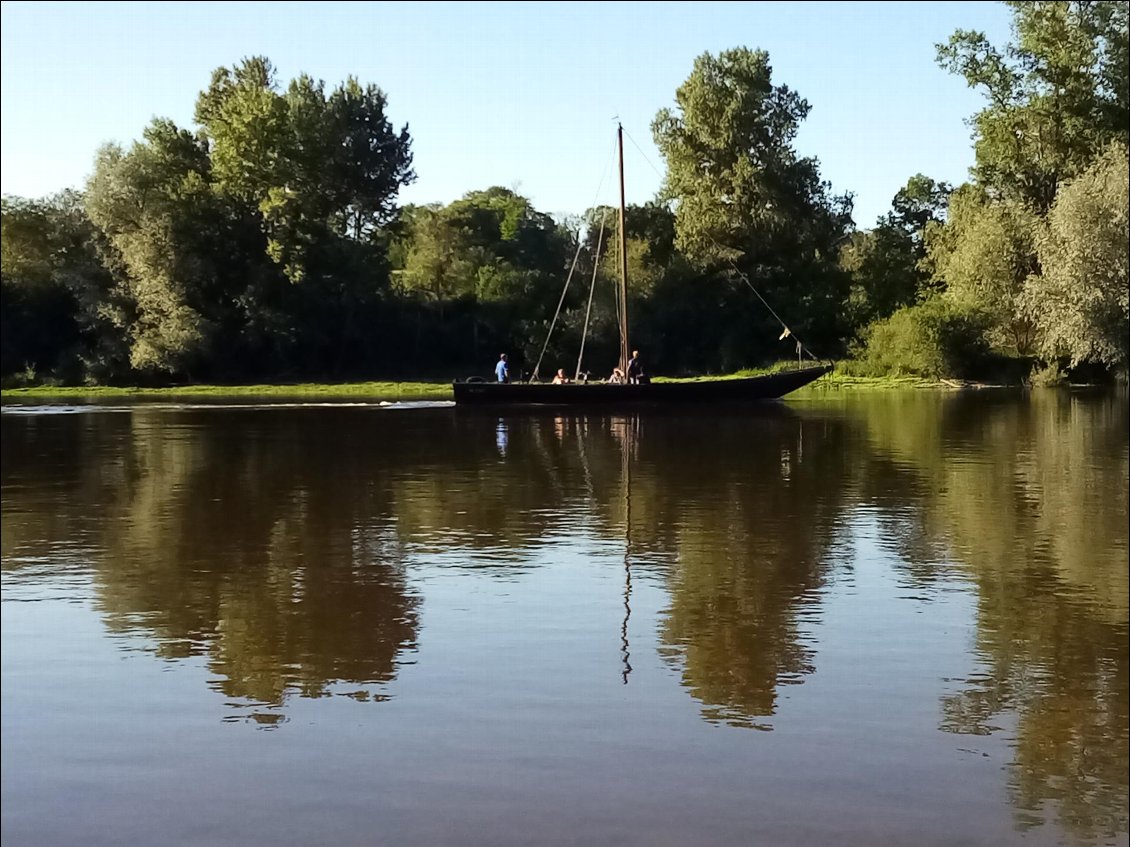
[0,380,454,402]
[1,369,983,402]
[660,368,948,390]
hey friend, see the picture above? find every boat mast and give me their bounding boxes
[617,123,630,375]
[618,127,633,683]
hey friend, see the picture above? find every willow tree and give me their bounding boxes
[923,185,1040,355]
[85,120,227,376]
[652,47,853,360]
[1024,142,1129,368]
[926,1,1129,369]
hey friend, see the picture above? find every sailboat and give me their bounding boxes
[452,125,833,406]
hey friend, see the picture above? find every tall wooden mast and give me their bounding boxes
[617,123,630,375]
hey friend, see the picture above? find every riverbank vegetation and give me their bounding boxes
[0,381,454,401]
[0,371,1014,402]
[2,2,1126,390]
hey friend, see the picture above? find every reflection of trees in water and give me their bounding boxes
[635,411,853,728]
[103,411,426,705]
[436,409,853,728]
[2,409,424,707]
[2,406,851,727]
[3,395,1126,838]
[0,412,133,574]
[843,391,1129,842]
[0,408,695,705]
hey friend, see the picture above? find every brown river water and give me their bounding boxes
[2,390,1126,846]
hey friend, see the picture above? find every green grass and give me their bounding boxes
[1,380,454,401]
[0,366,969,403]
[796,371,948,391]
[658,364,946,390]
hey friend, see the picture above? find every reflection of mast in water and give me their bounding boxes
[495,417,508,457]
[620,415,636,684]
[621,541,633,684]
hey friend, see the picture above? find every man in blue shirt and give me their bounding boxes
[495,353,510,383]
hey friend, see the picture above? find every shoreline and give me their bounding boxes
[0,373,1048,403]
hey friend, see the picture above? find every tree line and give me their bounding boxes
[2,1,1126,386]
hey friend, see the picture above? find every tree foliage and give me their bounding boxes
[1,193,120,381]
[923,185,1040,354]
[85,121,225,374]
[913,1,1130,376]
[63,57,418,381]
[652,48,852,263]
[1024,142,1129,367]
[395,188,571,303]
[840,174,953,334]
[652,47,853,360]
[937,0,1129,212]
[889,174,954,239]
[194,57,414,285]
[3,21,1128,386]
[840,227,921,331]
[853,296,994,379]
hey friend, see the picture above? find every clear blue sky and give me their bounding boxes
[1,1,1013,228]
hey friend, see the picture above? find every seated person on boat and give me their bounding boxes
[607,367,625,384]
[552,368,571,385]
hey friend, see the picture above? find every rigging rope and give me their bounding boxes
[720,254,821,363]
[531,136,619,382]
[575,211,608,380]
[531,235,584,382]
[621,127,824,365]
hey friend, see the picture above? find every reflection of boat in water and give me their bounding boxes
[453,123,832,407]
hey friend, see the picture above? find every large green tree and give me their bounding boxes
[937,0,1129,211]
[917,1,1129,373]
[391,187,575,371]
[394,187,570,306]
[652,47,853,359]
[76,57,417,381]
[85,120,229,375]
[194,57,414,285]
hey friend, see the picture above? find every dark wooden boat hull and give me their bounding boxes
[453,365,833,405]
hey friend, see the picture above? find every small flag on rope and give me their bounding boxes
[779,327,791,341]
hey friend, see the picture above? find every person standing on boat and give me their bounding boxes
[627,350,644,384]
[495,353,510,383]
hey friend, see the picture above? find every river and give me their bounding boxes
[2,390,1126,846]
